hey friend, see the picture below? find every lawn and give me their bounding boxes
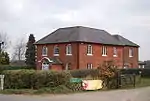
[120,77,150,89]
[135,78,150,87]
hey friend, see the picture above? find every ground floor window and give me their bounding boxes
[87,63,93,69]
[65,63,71,70]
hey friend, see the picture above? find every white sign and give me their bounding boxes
[82,80,103,90]
[0,75,4,90]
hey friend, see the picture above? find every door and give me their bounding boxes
[42,63,49,70]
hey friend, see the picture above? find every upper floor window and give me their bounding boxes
[66,44,72,55]
[87,63,93,69]
[87,44,92,55]
[113,47,117,57]
[42,46,48,56]
[102,46,107,56]
[54,45,59,56]
[129,48,134,57]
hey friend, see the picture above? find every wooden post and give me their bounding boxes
[139,71,142,83]
[116,72,121,89]
[0,75,4,90]
[133,74,136,88]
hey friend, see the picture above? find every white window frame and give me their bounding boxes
[113,47,117,57]
[129,48,133,57]
[87,63,93,69]
[102,46,107,56]
[42,46,48,56]
[53,45,59,56]
[87,44,93,56]
[66,44,72,55]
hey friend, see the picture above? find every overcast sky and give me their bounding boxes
[0,0,150,60]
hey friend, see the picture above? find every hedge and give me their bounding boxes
[69,68,150,78]
[0,65,32,73]
[3,68,150,90]
[120,68,150,77]
[120,68,141,75]
[69,69,100,78]
[2,70,72,89]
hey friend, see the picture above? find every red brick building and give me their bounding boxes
[35,26,139,70]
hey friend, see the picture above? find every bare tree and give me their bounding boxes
[0,32,11,51]
[12,37,26,61]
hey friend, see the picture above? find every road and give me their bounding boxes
[0,87,150,101]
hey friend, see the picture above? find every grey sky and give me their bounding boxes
[0,0,150,60]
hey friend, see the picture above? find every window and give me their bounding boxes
[54,45,59,56]
[102,46,107,56]
[42,46,48,56]
[113,47,117,57]
[129,48,133,57]
[65,63,71,70]
[66,44,72,55]
[87,63,93,69]
[87,44,92,55]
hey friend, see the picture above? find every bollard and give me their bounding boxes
[0,75,4,90]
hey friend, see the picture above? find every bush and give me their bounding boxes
[120,68,150,77]
[0,65,32,73]
[120,68,140,75]
[31,71,71,89]
[141,69,150,77]
[97,60,119,89]
[69,69,99,78]
[2,70,72,89]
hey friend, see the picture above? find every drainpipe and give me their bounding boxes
[122,46,124,69]
[77,43,79,69]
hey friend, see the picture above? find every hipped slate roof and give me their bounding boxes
[35,26,139,47]
[113,35,139,47]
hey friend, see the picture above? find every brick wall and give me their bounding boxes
[123,46,139,68]
[36,43,78,70]
[78,43,124,69]
[36,42,139,70]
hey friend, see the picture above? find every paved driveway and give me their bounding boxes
[0,87,150,101]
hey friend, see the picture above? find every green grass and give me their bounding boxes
[120,77,150,89]
[0,85,74,95]
[0,89,37,95]
[135,78,150,87]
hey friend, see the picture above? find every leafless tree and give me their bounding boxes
[0,32,11,51]
[12,37,26,61]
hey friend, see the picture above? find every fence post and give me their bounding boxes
[139,71,142,83]
[133,74,136,88]
[0,75,4,90]
[116,72,121,89]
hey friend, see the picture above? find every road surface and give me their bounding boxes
[0,87,150,101]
